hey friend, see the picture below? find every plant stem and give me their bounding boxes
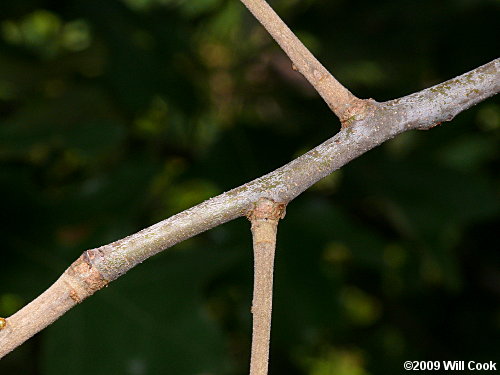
[247,198,286,375]
[239,0,365,123]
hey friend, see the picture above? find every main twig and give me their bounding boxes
[239,0,367,124]
[247,198,286,375]
[0,42,497,362]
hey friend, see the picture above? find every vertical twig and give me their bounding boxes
[247,198,286,375]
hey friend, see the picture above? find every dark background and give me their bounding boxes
[1,0,499,374]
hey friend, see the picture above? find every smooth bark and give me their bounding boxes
[0,0,498,360]
[247,199,285,375]
[239,0,366,123]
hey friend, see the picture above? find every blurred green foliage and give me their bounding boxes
[1,0,499,374]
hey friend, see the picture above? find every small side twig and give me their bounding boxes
[247,198,286,375]
[239,0,367,124]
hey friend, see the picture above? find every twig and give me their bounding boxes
[0,255,107,356]
[0,58,498,359]
[239,0,367,124]
[247,198,286,375]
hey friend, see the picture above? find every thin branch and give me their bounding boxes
[247,199,286,375]
[0,255,107,357]
[239,0,366,123]
[383,59,500,130]
[0,58,498,359]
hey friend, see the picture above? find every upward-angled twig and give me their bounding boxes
[239,0,367,124]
